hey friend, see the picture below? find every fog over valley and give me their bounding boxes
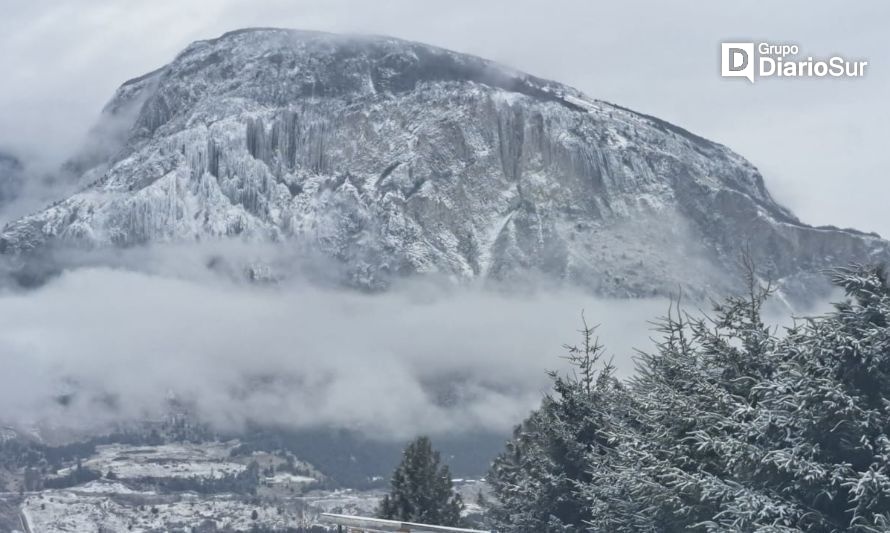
[0,248,671,439]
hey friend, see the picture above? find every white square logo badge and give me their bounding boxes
[721,43,755,83]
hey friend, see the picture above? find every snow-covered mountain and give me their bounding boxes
[1,28,886,301]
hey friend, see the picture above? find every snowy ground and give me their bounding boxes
[2,441,488,532]
[21,480,316,532]
[18,481,394,532]
[1,441,329,531]
[298,487,384,517]
[58,441,248,480]
[265,472,317,485]
[293,479,489,520]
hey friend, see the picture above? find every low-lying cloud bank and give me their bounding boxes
[0,247,676,440]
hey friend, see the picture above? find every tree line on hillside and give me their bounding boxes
[379,264,890,532]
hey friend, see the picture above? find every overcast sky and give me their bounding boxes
[0,0,886,237]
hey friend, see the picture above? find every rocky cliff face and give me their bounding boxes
[1,28,886,301]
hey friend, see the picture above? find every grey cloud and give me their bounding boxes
[0,255,671,439]
[0,238,836,440]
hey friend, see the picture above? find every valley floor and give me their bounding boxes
[0,440,486,532]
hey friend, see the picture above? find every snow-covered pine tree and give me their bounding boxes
[487,264,890,532]
[731,265,890,531]
[377,436,464,526]
[486,319,637,532]
[606,263,791,530]
[615,265,890,531]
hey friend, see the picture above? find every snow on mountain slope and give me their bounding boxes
[1,28,886,301]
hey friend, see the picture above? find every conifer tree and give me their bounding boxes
[487,264,890,532]
[487,319,635,532]
[377,436,464,526]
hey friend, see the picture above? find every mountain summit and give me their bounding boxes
[1,28,886,301]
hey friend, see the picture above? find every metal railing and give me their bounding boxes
[320,513,490,532]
